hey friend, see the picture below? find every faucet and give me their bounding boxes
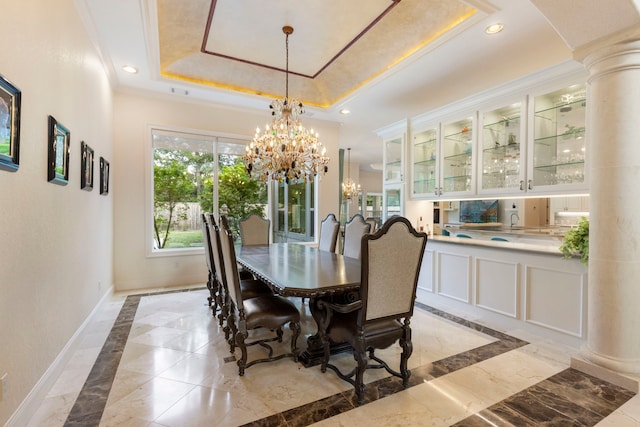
[510,212,520,228]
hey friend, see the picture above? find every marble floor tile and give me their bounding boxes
[23,287,638,427]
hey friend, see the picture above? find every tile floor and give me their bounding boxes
[25,286,640,427]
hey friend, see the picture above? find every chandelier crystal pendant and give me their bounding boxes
[342,147,360,201]
[243,25,329,184]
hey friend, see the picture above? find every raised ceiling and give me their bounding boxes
[158,0,477,108]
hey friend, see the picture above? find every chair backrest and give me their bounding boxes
[207,214,227,291]
[238,213,270,246]
[201,213,214,274]
[318,213,340,252]
[359,216,427,324]
[219,216,242,307]
[365,217,378,233]
[343,214,371,259]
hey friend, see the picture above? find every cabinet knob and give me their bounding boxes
[528,180,533,190]
[519,180,524,191]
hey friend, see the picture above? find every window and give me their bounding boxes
[150,128,267,253]
[271,180,315,243]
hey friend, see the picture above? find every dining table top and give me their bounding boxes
[235,243,361,298]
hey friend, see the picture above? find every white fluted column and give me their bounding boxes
[581,39,640,374]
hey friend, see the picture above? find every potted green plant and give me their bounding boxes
[559,216,589,265]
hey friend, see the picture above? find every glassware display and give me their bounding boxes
[442,116,474,193]
[532,84,586,188]
[384,136,403,182]
[480,102,523,191]
[412,127,438,195]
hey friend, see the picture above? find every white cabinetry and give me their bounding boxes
[410,114,476,200]
[408,69,589,200]
[378,120,406,220]
[478,99,527,195]
[528,83,588,194]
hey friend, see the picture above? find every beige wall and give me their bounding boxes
[113,91,341,291]
[0,0,113,424]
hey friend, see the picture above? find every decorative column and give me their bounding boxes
[580,39,640,375]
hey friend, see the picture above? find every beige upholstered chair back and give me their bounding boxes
[239,214,270,246]
[365,217,378,233]
[207,214,226,289]
[219,216,242,307]
[318,213,339,253]
[361,216,427,322]
[343,214,371,259]
[201,214,214,273]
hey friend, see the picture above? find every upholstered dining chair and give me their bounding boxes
[365,217,378,233]
[318,213,340,253]
[201,213,219,312]
[239,213,270,246]
[318,215,427,404]
[219,216,301,375]
[208,215,271,344]
[342,214,371,259]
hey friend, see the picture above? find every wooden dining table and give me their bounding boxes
[235,243,361,366]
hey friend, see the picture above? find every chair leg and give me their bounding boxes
[400,325,413,387]
[236,329,248,376]
[354,338,367,405]
[289,321,301,358]
[276,327,284,343]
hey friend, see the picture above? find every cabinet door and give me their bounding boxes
[382,184,403,221]
[479,100,526,195]
[528,84,587,193]
[441,114,476,196]
[412,126,439,197]
[384,135,404,183]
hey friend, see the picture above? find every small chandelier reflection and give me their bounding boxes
[243,25,329,184]
[342,148,360,202]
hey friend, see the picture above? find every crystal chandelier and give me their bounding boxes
[342,148,360,201]
[243,26,329,184]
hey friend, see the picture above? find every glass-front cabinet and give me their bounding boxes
[384,135,404,183]
[529,83,587,192]
[412,126,439,196]
[479,100,526,194]
[382,184,403,221]
[441,115,476,196]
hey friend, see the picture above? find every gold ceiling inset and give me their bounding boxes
[157,0,478,108]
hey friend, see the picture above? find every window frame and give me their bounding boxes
[145,125,254,258]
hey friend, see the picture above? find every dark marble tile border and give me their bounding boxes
[63,295,141,427]
[63,287,209,426]
[62,290,635,427]
[454,368,636,426]
[242,304,530,426]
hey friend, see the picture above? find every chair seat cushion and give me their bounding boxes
[240,279,273,299]
[243,296,300,329]
[327,311,404,348]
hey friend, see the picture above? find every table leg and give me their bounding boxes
[297,296,353,368]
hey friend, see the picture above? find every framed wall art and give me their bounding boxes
[0,74,21,172]
[80,141,94,191]
[100,156,109,195]
[47,115,70,185]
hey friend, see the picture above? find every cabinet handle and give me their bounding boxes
[519,180,524,191]
[439,187,443,196]
[434,188,439,196]
[528,180,532,190]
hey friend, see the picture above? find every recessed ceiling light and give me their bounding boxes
[122,65,138,74]
[485,23,504,35]
[340,108,351,115]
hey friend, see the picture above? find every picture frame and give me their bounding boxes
[100,156,109,195]
[80,141,94,191]
[47,115,70,185]
[0,74,21,172]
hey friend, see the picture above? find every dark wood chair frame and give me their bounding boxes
[317,216,427,404]
[219,215,301,375]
